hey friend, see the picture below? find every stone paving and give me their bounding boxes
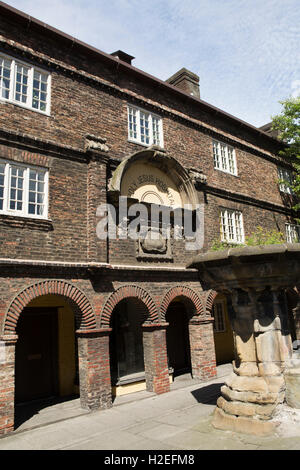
[0,364,300,450]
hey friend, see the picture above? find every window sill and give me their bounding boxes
[128,139,164,150]
[0,98,51,117]
[214,168,238,177]
[0,213,53,231]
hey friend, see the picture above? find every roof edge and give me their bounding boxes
[0,1,284,147]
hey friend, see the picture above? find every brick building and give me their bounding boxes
[0,1,298,435]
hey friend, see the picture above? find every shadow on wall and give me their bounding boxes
[191,383,224,406]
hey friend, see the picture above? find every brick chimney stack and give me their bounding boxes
[111,50,135,65]
[166,68,200,98]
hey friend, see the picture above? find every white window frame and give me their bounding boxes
[0,159,49,219]
[220,208,245,244]
[213,139,237,176]
[127,104,164,148]
[278,167,294,194]
[212,299,226,333]
[285,223,300,243]
[0,52,51,115]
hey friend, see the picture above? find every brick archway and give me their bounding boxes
[4,280,96,334]
[160,286,204,321]
[203,289,218,315]
[101,285,158,328]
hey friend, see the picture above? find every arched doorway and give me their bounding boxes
[13,293,84,430]
[15,294,78,405]
[166,300,192,378]
[110,298,146,397]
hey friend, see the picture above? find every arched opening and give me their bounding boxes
[109,298,147,397]
[166,299,192,379]
[212,294,234,365]
[15,294,79,428]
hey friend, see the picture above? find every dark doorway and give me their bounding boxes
[166,301,191,377]
[110,300,145,386]
[15,307,58,404]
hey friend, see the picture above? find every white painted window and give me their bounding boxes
[220,208,244,244]
[286,223,300,243]
[127,105,163,147]
[278,167,294,194]
[0,159,48,218]
[0,53,51,114]
[212,300,226,332]
[213,140,237,176]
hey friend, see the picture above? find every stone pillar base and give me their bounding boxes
[212,370,285,435]
[212,406,278,436]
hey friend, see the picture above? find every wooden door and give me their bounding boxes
[15,308,58,403]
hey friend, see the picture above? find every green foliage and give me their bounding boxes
[272,97,300,157]
[245,226,285,246]
[210,239,239,251]
[210,226,285,251]
[271,96,300,209]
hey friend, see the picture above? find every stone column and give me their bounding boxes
[76,328,112,411]
[0,335,17,435]
[142,323,170,395]
[213,287,292,435]
[189,317,217,380]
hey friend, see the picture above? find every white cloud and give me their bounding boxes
[3,0,300,126]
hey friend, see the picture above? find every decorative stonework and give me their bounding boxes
[85,134,109,153]
[160,285,204,320]
[188,168,207,186]
[4,280,96,333]
[189,244,300,435]
[136,229,173,260]
[101,285,159,327]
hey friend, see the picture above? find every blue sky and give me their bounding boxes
[4,0,300,127]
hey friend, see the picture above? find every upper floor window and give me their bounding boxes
[0,160,48,218]
[278,167,294,194]
[0,53,51,114]
[127,105,163,147]
[220,208,244,244]
[286,223,300,243]
[213,140,237,176]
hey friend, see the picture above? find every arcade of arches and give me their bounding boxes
[0,150,236,435]
[0,283,229,434]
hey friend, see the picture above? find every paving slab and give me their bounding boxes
[1,363,300,450]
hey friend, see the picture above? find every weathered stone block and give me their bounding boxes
[212,406,278,435]
[217,396,256,417]
[233,361,259,376]
[234,332,257,363]
[258,361,284,376]
[225,374,268,393]
[284,370,300,409]
[221,384,284,405]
